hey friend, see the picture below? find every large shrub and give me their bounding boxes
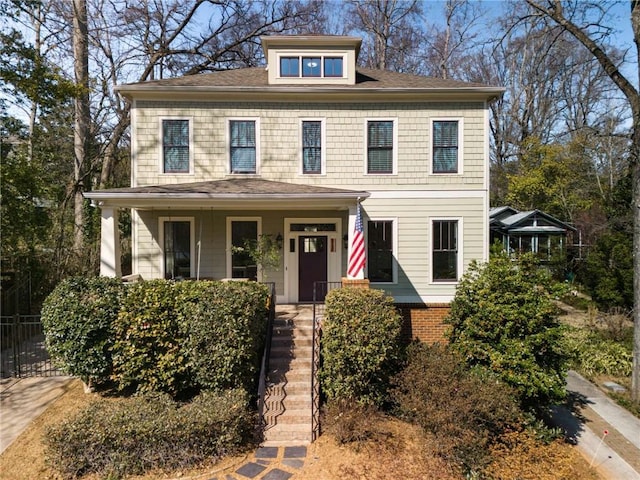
[186,281,270,392]
[45,388,257,479]
[319,288,402,406]
[111,280,205,396]
[447,252,567,411]
[392,342,522,473]
[41,276,125,388]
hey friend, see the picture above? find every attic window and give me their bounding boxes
[278,55,344,78]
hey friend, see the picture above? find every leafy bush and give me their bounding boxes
[319,288,403,406]
[45,388,257,479]
[186,281,270,393]
[564,327,632,378]
[447,252,567,411]
[111,280,206,396]
[391,342,522,473]
[41,276,125,388]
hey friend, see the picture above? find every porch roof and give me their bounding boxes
[84,178,370,210]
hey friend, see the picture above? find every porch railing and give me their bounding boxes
[257,282,276,417]
[311,281,342,442]
[1,314,62,378]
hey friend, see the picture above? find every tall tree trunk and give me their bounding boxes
[73,0,89,252]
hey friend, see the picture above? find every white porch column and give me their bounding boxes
[100,207,122,277]
[346,204,365,280]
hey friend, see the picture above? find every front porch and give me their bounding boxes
[85,178,370,304]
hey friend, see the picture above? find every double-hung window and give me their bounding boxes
[432,120,460,173]
[367,120,395,174]
[432,220,458,282]
[162,119,190,173]
[161,218,193,279]
[230,119,257,174]
[302,120,323,174]
[367,220,395,283]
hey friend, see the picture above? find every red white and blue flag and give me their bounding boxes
[347,203,365,278]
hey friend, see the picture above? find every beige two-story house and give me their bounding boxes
[86,35,503,332]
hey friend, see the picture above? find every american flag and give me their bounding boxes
[347,203,365,278]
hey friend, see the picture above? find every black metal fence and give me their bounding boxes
[1,314,62,378]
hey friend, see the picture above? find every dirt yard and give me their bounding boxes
[0,378,602,480]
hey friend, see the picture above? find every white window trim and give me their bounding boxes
[430,117,464,175]
[227,117,261,175]
[430,217,463,284]
[276,53,347,79]
[159,117,194,175]
[158,216,195,279]
[364,118,398,175]
[366,217,398,284]
[225,216,263,279]
[299,118,326,175]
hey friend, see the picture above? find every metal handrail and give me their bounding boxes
[311,281,342,441]
[257,282,276,417]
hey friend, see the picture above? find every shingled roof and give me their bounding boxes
[116,67,503,99]
[84,178,370,209]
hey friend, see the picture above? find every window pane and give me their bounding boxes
[433,120,458,173]
[368,221,393,282]
[232,221,258,280]
[324,57,343,77]
[163,120,189,173]
[367,121,393,173]
[230,121,256,173]
[302,121,321,174]
[433,220,457,281]
[280,57,299,77]
[302,57,321,77]
[164,221,190,279]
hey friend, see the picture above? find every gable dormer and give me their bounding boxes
[261,35,361,86]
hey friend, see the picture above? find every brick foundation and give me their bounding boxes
[396,303,450,344]
[341,278,370,289]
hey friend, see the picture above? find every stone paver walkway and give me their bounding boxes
[209,446,307,480]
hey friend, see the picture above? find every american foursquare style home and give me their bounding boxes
[86,35,503,339]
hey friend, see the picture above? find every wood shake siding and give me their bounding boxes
[133,101,486,190]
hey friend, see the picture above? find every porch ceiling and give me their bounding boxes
[84,178,370,210]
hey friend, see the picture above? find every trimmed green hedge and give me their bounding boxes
[319,288,402,406]
[41,277,125,387]
[186,281,270,393]
[111,280,205,396]
[44,388,257,479]
[43,278,270,398]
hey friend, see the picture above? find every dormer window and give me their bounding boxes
[278,55,344,79]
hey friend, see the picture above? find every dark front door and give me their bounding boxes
[298,235,328,302]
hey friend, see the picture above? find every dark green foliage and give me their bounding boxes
[446,252,567,411]
[319,288,402,406]
[111,280,204,396]
[582,231,633,309]
[41,276,125,387]
[44,388,257,480]
[391,342,523,473]
[186,281,270,392]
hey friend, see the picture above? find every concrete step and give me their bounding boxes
[269,358,313,369]
[272,410,312,424]
[269,346,312,359]
[271,337,314,349]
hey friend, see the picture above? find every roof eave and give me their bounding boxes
[115,85,505,102]
[84,191,370,210]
